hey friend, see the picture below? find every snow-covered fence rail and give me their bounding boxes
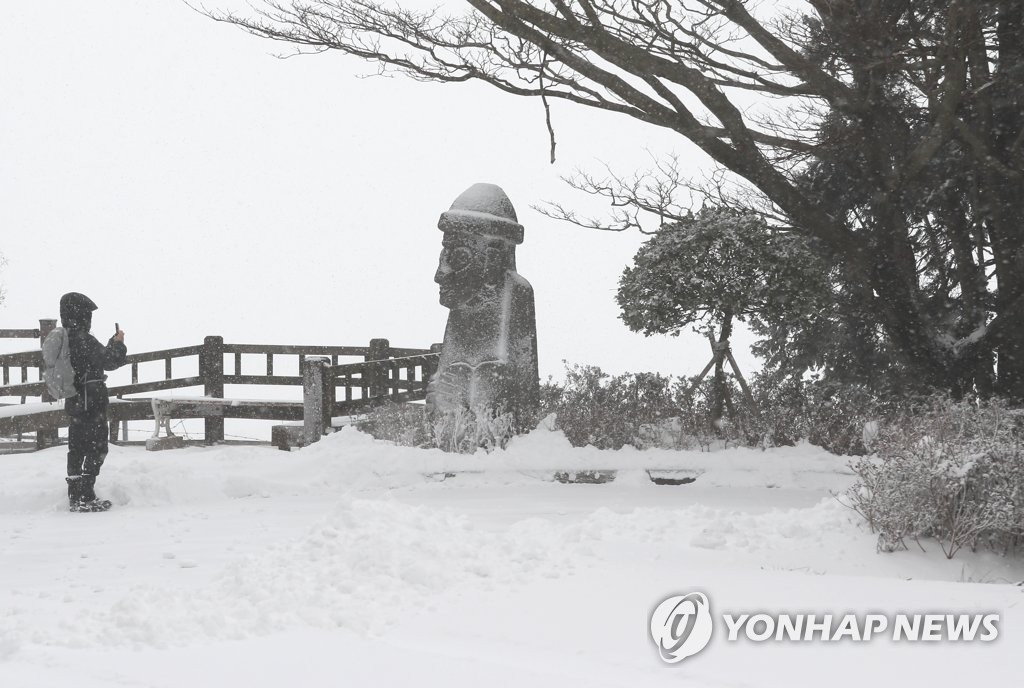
[2,330,441,451]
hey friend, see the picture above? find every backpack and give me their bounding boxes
[42,328,78,400]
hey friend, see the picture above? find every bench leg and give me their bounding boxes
[150,400,177,439]
[146,400,186,451]
[151,399,162,439]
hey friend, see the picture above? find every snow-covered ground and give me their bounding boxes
[1,425,1021,687]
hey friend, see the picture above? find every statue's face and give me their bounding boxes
[434,232,511,308]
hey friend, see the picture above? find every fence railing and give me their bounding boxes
[1,326,440,449]
[297,347,442,446]
[0,319,56,399]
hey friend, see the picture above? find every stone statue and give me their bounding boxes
[426,183,540,437]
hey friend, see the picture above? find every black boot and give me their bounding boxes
[68,474,111,512]
[66,475,83,511]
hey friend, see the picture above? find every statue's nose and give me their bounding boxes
[434,261,450,284]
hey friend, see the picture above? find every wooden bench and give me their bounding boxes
[1,398,153,448]
[0,400,65,437]
[146,396,304,450]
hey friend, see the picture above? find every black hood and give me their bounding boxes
[60,292,98,330]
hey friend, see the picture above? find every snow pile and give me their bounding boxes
[3,420,1024,687]
[1,496,874,652]
[6,498,588,650]
[299,423,855,490]
[0,421,865,656]
[0,423,854,515]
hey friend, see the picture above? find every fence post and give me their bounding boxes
[302,356,332,445]
[322,361,336,431]
[39,319,57,343]
[36,318,59,449]
[365,338,390,399]
[200,335,225,444]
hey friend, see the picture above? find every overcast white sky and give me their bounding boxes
[0,0,758,383]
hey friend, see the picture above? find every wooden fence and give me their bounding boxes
[1,327,440,450]
[0,319,56,396]
[0,320,59,449]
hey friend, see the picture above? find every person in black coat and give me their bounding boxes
[59,292,127,512]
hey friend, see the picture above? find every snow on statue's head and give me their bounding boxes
[434,183,523,310]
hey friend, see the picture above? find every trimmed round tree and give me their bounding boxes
[616,208,832,420]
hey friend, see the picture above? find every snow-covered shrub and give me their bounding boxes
[747,374,806,447]
[355,402,431,447]
[548,364,810,451]
[536,375,565,423]
[802,380,885,455]
[844,397,1024,558]
[552,365,681,449]
[670,375,737,450]
[355,366,917,458]
[734,375,890,455]
[671,372,807,451]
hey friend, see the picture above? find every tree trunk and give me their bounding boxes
[711,313,733,434]
[943,192,995,397]
[983,2,1024,401]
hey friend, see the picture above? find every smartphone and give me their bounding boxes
[115,322,120,333]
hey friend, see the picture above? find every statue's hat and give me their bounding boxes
[438,183,524,244]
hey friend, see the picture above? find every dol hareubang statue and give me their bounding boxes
[426,183,540,437]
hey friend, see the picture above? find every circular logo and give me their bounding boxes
[650,592,714,663]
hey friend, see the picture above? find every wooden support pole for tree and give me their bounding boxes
[725,348,760,414]
[200,336,225,444]
[709,332,730,427]
[686,332,727,394]
[685,333,759,417]
[687,357,718,394]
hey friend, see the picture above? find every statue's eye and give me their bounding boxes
[448,247,472,271]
